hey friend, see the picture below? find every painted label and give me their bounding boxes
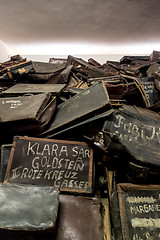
[5,137,93,193]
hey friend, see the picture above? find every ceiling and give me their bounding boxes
[0,0,160,59]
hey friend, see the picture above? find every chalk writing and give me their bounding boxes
[133,234,143,240]
[131,218,160,228]
[118,184,160,239]
[142,83,154,100]
[127,196,156,204]
[2,100,22,109]
[130,204,160,215]
[66,102,79,112]
[113,114,160,143]
[6,137,93,193]
[82,89,90,96]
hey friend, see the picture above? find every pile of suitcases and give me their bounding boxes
[0,51,160,239]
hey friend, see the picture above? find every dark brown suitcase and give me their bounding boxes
[125,161,160,183]
[105,83,125,99]
[154,71,160,91]
[67,55,111,79]
[54,195,104,240]
[149,50,160,63]
[0,93,57,141]
[147,62,160,77]
[120,55,149,64]
[0,55,26,71]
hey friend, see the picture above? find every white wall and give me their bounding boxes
[0,41,9,62]
[21,54,126,64]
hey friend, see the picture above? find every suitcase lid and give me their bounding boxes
[1,83,66,96]
[103,105,160,168]
[55,195,103,240]
[43,82,110,136]
[0,93,52,123]
[0,183,59,231]
[5,136,94,194]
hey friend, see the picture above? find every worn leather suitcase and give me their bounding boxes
[5,136,94,194]
[102,105,160,180]
[149,50,160,63]
[147,62,160,77]
[105,83,125,99]
[47,65,73,84]
[117,183,160,240]
[106,170,123,240]
[6,61,33,80]
[125,160,160,183]
[0,183,59,239]
[67,55,111,79]
[0,55,26,71]
[27,61,66,83]
[135,77,160,108]
[154,71,160,91]
[42,82,110,138]
[1,83,66,96]
[0,144,12,182]
[0,93,57,142]
[0,60,33,80]
[120,55,149,64]
[54,195,104,240]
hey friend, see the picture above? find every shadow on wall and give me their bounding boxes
[0,40,9,62]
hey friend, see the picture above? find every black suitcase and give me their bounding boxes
[5,136,94,194]
[117,183,160,240]
[106,170,123,240]
[27,61,66,83]
[0,144,12,182]
[135,77,160,108]
[102,105,160,182]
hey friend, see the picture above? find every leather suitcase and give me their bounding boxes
[42,82,110,138]
[0,183,59,239]
[0,93,57,142]
[0,144,12,182]
[102,105,160,176]
[117,183,160,240]
[5,136,94,194]
[149,50,160,63]
[135,77,160,107]
[154,71,160,91]
[1,83,66,96]
[67,55,111,79]
[54,194,104,240]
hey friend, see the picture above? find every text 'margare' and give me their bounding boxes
[5,136,94,194]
